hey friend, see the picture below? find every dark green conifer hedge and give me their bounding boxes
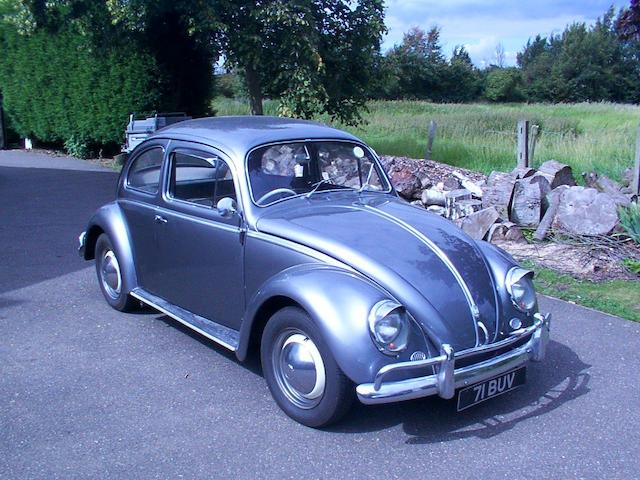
[0,27,161,155]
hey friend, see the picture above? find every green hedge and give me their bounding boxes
[0,27,162,154]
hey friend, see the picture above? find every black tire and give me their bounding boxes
[261,307,353,428]
[94,233,137,312]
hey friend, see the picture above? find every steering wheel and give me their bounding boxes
[257,188,297,205]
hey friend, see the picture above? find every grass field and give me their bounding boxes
[521,260,640,322]
[212,98,640,181]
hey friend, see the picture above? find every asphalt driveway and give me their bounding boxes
[1,151,639,479]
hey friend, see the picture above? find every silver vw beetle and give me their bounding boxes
[79,116,550,427]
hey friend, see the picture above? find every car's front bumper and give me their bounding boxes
[356,312,550,405]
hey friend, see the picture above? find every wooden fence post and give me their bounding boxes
[517,119,530,168]
[528,124,539,168]
[425,120,437,161]
[0,94,6,150]
[633,125,640,196]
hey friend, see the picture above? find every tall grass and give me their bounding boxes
[212,98,640,180]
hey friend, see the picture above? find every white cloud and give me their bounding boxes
[381,0,629,66]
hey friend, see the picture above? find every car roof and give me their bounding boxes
[149,116,362,160]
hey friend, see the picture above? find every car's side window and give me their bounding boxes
[127,147,164,194]
[169,151,236,208]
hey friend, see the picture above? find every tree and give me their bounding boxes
[517,35,557,101]
[494,42,506,68]
[0,13,162,153]
[616,0,640,40]
[445,46,481,102]
[105,0,220,116]
[616,1,640,102]
[484,67,524,102]
[2,0,219,116]
[549,10,632,102]
[216,0,386,124]
[385,25,449,101]
[517,7,638,103]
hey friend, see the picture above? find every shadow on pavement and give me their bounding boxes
[331,339,590,442]
[151,311,589,441]
[0,166,118,295]
[154,314,264,376]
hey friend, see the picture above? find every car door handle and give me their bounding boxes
[154,214,168,225]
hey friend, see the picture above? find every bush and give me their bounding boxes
[64,135,91,159]
[623,258,640,275]
[215,72,247,99]
[619,202,640,244]
[0,26,161,150]
[484,67,525,102]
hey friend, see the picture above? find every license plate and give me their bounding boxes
[457,367,526,411]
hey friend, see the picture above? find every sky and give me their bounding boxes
[382,0,631,67]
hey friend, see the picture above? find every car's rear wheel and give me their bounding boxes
[261,307,353,428]
[95,233,137,312]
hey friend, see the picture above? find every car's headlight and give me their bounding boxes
[368,300,410,355]
[506,267,537,313]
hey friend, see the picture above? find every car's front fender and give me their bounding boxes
[82,201,138,291]
[239,264,407,384]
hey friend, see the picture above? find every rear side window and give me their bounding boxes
[127,147,164,194]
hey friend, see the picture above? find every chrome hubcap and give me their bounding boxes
[100,250,121,299]
[272,330,326,409]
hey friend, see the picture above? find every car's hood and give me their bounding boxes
[255,193,500,351]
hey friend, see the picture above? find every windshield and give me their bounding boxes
[247,141,391,206]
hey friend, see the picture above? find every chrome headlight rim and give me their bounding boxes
[368,299,410,356]
[505,266,537,313]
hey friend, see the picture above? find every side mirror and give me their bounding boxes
[216,197,238,218]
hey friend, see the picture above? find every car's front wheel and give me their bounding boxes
[95,233,137,312]
[261,307,353,428]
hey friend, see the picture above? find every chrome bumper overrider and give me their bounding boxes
[78,231,87,257]
[356,312,551,405]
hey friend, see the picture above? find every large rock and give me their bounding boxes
[510,177,543,227]
[533,186,568,241]
[422,188,446,206]
[389,169,422,199]
[381,156,427,199]
[582,171,631,207]
[445,189,472,219]
[456,198,483,217]
[553,186,619,236]
[536,160,577,189]
[511,166,535,179]
[482,171,516,219]
[460,207,500,240]
[488,222,527,243]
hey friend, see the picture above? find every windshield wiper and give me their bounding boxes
[306,179,332,198]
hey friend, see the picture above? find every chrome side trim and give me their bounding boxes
[154,205,242,233]
[131,288,240,351]
[362,204,482,346]
[357,312,550,405]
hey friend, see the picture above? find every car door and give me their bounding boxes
[119,140,168,290]
[151,142,245,330]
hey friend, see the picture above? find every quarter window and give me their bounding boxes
[169,152,236,208]
[127,147,164,194]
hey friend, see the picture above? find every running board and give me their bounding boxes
[130,288,240,351]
